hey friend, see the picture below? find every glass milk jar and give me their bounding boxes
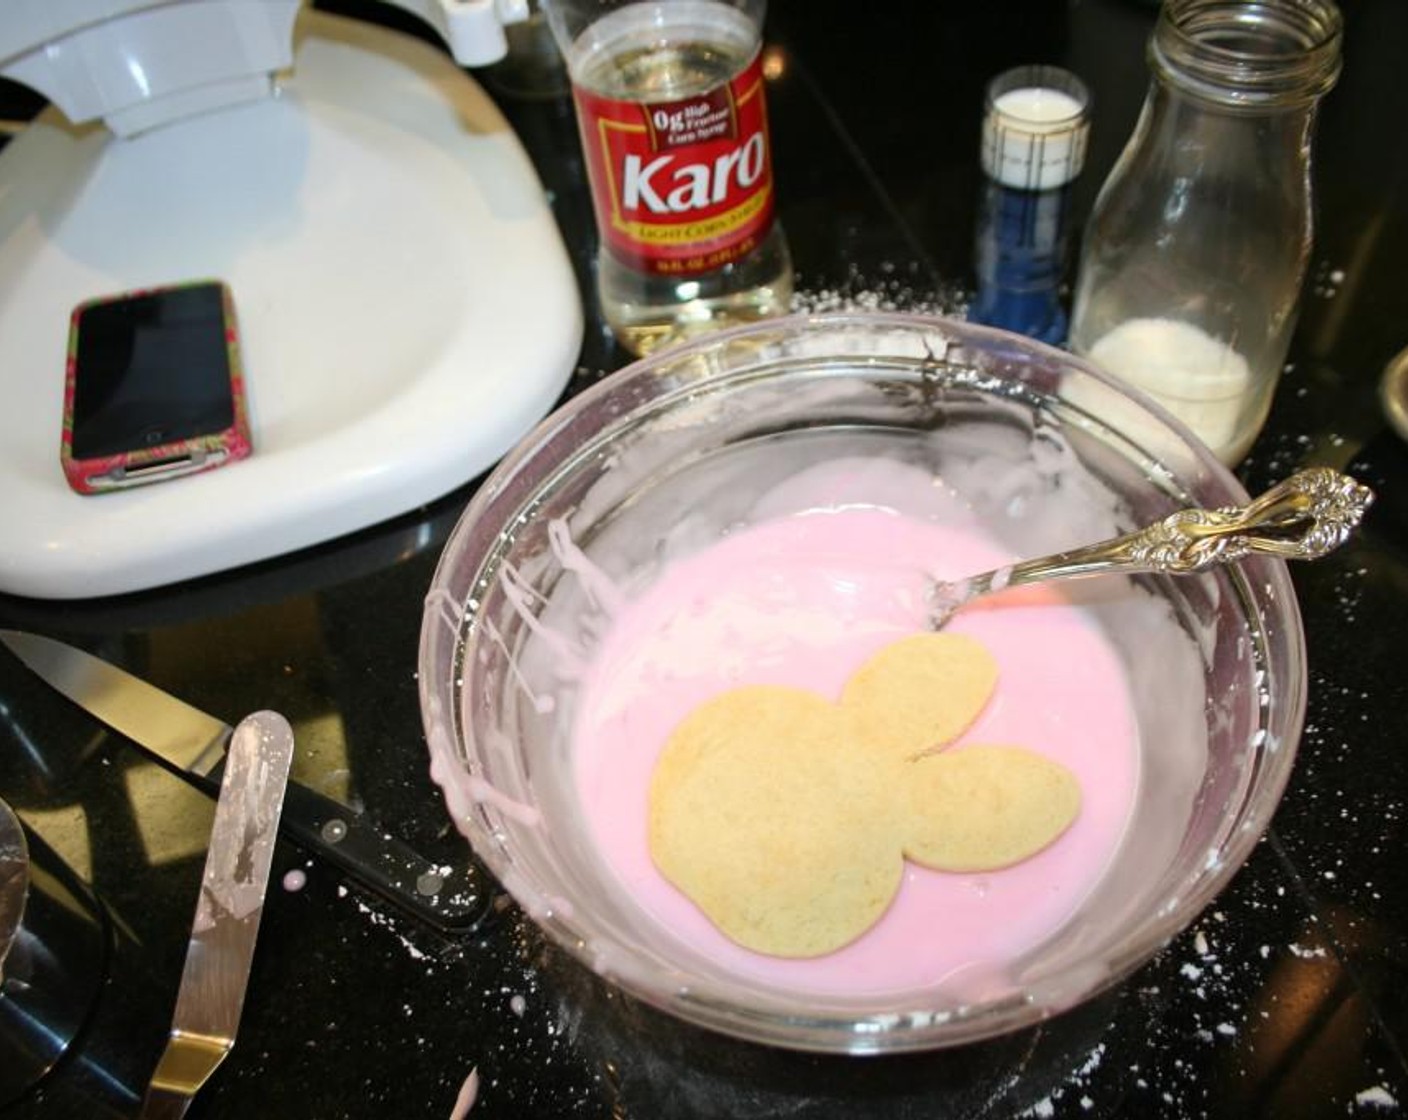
[1068,0,1342,465]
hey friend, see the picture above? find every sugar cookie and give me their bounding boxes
[647,635,1081,958]
[902,745,1081,871]
[841,633,998,757]
[649,686,901,957]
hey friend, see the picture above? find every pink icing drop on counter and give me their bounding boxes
[448,1066,479,1119]
[569,505,1141,996]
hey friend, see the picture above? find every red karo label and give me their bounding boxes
[573,50,776,277]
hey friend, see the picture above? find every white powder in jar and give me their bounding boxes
[1085,318,1254,464]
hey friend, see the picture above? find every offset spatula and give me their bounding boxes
[139,711,293,1120]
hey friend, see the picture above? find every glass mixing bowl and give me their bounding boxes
[418,313,1306,1054]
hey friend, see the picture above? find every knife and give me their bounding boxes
[141,711,293,1120]
[0,629,489,932]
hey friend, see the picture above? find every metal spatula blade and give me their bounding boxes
[139,710,294,1120]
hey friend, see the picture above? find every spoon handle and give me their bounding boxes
[933,468,1374,620]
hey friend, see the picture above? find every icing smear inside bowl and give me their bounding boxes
[571,482,1137,994]
[503,447,1205,1001]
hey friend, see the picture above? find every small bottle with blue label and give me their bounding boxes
[970,65,1091,346]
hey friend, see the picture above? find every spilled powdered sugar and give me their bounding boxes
[566,269,971,399]
[789,266,970,319]
[1358,1086,1400,1111]
[330,884,600,1115]
[1010,898,1406,1116]
[337,884,429,961]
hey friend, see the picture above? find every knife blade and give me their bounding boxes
[0,629,489,932]
[140,710,292,1120]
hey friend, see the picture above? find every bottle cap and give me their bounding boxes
[981,65,1091,191]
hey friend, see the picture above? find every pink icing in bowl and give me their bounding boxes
[418,313,1306,1054]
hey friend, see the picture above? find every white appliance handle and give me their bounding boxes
[0,0,527,137]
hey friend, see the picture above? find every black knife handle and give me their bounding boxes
[274,781,493,933]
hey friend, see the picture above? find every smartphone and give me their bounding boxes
[61,280,252,493]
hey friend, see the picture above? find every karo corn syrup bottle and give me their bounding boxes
[545,0,793,356]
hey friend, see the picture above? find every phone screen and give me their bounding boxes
[70,283,236,461]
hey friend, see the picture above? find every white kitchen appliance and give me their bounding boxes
[0,1,583,598]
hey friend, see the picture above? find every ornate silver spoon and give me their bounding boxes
[928,467,1374,628]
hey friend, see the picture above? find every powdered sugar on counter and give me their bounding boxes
[1017,1043,1106,1118]
[1311,260,1347,300]
[564,271,968,392]
[341,889,429,961]
[1356,1085,1399,1111]
[790,268,970,318]
[565,271,967,392]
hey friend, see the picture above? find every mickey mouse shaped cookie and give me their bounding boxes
[648,633,1082,958]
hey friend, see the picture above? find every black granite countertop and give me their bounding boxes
[3,1,1407,1116]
